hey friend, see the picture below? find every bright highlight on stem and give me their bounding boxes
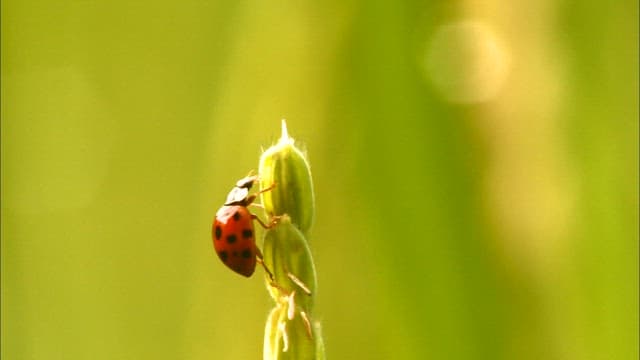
[259,120,324,360]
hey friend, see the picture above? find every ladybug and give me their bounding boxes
[212,175,276,277]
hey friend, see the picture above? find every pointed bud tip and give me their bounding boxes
[279,119,294,146]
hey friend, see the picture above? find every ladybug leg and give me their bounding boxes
[244,182,276,205]
[257,257,289,294]
[256,256,275,282]
[255,247,274,279]
[256,247,300,295]
[258,182,276,194]
[251,214,281,229]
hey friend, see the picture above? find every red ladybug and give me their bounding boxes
[212,175,275,277]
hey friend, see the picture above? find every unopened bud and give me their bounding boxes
[259,120,315,235]
[263,217,317,309]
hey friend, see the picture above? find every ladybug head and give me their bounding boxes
[235,175,259,190]
[224,174,262,206]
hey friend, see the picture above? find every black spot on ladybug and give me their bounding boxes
[242,249,252,258]
[219,251,228,262]
[227,234,237,244]
[233,211,241,221]
[215,226,222,240]
[242,229,253,239]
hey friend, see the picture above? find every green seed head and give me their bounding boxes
[262,216,317,308]
[260,121,323,360]
[259,120,315,236]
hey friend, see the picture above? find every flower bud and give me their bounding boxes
[259,120,315,235]
[262,217,317,309]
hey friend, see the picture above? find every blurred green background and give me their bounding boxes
[2,0,638,359]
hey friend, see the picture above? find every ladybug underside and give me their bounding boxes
[213,205,257,277]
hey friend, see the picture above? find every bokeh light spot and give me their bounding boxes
[424,20,510,104]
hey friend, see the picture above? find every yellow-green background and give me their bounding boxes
[2,1,638,359]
